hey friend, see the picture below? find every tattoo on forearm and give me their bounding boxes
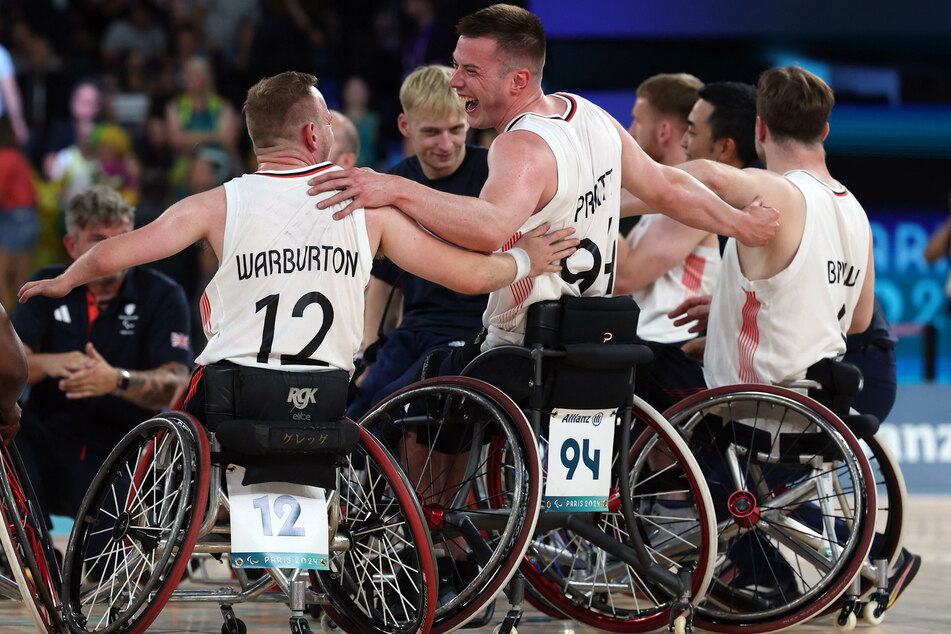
[122,362,191,410]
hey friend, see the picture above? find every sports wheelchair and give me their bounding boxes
[626,356,907,633]
[0,438,66,633]
[358,296,719,634]
[55,365,439,634]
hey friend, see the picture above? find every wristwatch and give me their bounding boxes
[116,368,131,392]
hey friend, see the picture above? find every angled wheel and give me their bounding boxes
[518,396,717,632]
[662,386,876,633]
[314,426,437,634]
[355,376,542,634]
[0,440,66,632]
[822,432,906,616]
[61,412,210,633]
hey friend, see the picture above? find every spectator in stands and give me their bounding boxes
[0,42,29,145]
[44,80,102,181]
[100,1,170,69]
[165,56,241,180]
[0,116,40,311]
[341,75,380,168]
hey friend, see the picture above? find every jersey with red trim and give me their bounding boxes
[196,163,372,372]
[704,169,870,387]
[624,214,721,343]
[483,93,622,349]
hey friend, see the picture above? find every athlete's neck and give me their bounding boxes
[255,148,326,172]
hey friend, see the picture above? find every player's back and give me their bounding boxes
[197,163,373,372]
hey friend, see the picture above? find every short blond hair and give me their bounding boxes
[399,65,466,120]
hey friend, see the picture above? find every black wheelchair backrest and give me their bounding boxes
[526,295,651,410]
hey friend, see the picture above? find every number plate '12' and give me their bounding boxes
[226,465,330,570]
[544,408,615,512]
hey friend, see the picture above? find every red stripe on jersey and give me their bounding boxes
[200,291,214,339]
[502,231,523,251]
[555,93,578,122]
[681,253,706,297]
[737,289,761,383]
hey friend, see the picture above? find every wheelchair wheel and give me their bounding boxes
[0,441,66,632]
[356,376,542,634]
[61,412,210,634]
[314,427,437,634]
[662,386,876,633]
[821,432,907,615]
[517,396,717,632]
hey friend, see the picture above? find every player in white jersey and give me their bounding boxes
[622,213,721,344]
[17,71,578,424]
[703,169,869,386]
[307,4,779,361]
[481,91,621,348]
[668,66,875,387]
[667,66,922,605]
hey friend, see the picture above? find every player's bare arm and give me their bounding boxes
[18,188,225,304]
[371,208,577,294]
[610,116,779,246]
[307,131,554,253]
[848,226,876,334]
[614,217,712,295]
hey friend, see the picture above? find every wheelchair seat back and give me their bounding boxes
[202,363,353,488]
[805,357,880,438]
[525,295,649,410]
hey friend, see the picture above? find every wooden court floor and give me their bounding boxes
[2,495,947,633]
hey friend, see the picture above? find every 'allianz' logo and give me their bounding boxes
[878,422,951,464]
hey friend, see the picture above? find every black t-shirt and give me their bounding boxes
[13,265,194,449]
[371,145,490,337]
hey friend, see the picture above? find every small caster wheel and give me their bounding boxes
[221,618,248,634]
[289,616,313,634]
[320,613,340,633]
[863,602,886,625]
[834,611,857,632]
[492,626,517,634]
[671,614,688,634]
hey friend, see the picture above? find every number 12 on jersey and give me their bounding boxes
[227,465,330,570]
[544,408,616,512]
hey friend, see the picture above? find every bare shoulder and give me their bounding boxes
[487,129,556,175]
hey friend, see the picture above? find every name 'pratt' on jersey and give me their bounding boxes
[235,245,360,280]
[574,168,614,223]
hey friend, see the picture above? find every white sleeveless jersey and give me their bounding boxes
[625,215,721,343]
[196,163,372,373]
[483,93,622,350]
[704,169,870,387]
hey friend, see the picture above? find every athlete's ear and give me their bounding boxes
[510,68,530,93]
[716,137,736,163]
[303,122,319,151]
[755,116,767,143]
[821,122,830,141]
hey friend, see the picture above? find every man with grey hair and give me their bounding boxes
[12,184,192,520]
